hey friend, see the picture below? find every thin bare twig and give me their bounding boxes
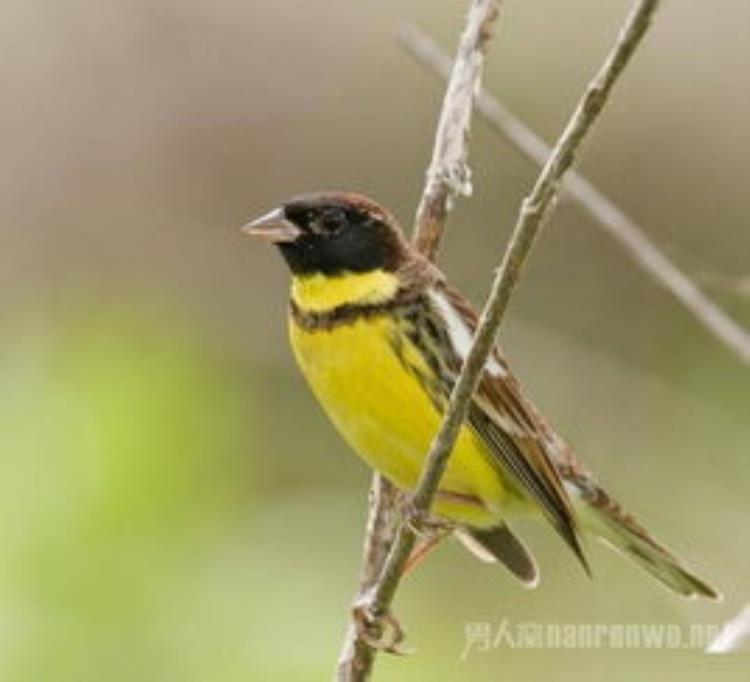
[398,22,750,365]
[412,0,502,260]
[335,1,502,679]
[361,0,661,640]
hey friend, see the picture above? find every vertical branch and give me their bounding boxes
[335,1,501,680]
[412,0,501,260]
[336,477,402,678]
[340,0,661,677]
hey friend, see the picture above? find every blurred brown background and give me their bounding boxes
[1,1,748,680]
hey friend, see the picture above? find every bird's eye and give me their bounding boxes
[317,208,347,234]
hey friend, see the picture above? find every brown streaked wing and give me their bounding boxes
[435,283,589,573]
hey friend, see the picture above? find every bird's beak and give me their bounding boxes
[240,208,302,243]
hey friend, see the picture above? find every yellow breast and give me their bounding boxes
[288,307,507,528]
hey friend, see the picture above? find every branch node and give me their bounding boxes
[352,600,410,656]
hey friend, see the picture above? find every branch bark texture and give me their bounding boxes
[412,0,501,260]
[335,477,402,678]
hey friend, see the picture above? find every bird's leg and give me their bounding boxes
[402,531,446,576]
[349,512,451,654]
[398,489,456,573]
[349,494,457,653]
[401,490,455,538]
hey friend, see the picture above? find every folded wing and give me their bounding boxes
[430,284,589,573]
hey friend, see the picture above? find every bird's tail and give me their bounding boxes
[565,472,720,600]
[455,523,539,587]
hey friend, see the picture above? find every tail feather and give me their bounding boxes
[456,524,539,587]
[568,477,720,601]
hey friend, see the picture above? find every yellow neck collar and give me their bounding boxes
[290,270,400,312]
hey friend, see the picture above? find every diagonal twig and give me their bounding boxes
[398,21,750,365]
[341,0,662,675]
[335,1,503,679]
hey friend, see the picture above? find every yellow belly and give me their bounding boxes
[289,313,507,527]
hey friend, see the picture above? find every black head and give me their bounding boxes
[242,192,409,276]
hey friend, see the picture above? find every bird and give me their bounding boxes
[242,191,719,600]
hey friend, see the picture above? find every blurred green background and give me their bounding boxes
[1,0,748,679]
